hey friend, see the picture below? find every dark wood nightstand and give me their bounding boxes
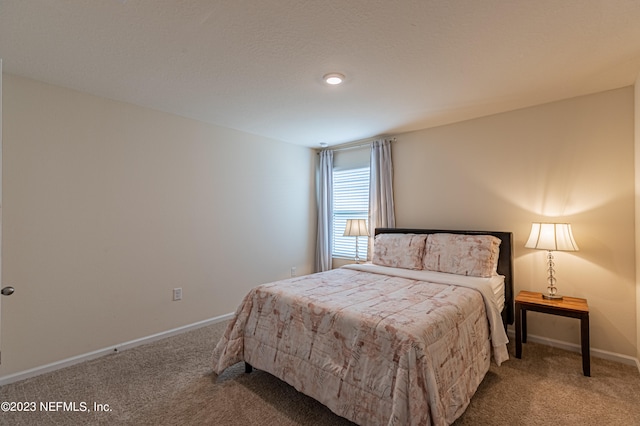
[515,290,590,376]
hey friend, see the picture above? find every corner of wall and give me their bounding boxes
[635,72,640,367]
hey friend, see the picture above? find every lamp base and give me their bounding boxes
[542,293,563,300]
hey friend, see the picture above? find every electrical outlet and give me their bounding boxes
[291,267,297,277]
[173,287,182,301]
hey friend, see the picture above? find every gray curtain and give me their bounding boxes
[315,150,333,272]
[368,139,395,259]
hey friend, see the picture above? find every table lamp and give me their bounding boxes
[525,222,579,300]
[343,219,370,263]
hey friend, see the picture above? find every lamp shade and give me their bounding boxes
[343,219,370,237]
[525,223,579,251]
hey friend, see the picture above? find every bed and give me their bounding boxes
[212,228,514,425]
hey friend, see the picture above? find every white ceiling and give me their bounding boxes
[2,0,640,148]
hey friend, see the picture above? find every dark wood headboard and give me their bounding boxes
[375,228,514,326]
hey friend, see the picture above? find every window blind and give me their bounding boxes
[332,167,370,259]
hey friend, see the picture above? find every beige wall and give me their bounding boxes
[1,73,637,377]
[394,87,637,358]
[0,74,316,376]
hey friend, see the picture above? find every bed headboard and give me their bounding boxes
[374,228,514,326]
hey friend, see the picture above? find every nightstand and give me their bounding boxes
[515,290,590,376]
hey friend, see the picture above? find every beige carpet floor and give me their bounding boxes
[1,320,639,425]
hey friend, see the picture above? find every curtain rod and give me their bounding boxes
[318,137,396,153]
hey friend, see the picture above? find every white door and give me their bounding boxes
[0,58,3,363]
[0,59,13,363]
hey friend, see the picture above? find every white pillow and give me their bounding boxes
[423,233,501,278]
[372,234,427,270]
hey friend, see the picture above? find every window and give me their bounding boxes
[332,166,370,259]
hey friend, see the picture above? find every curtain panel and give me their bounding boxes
[368,139,396,259]
[315,149,333,272]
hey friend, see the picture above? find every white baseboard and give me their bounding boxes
[0,313,234,387]
[506,328,640,372]
[3,317,637,386]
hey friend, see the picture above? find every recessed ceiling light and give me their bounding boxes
[323,73,345,85]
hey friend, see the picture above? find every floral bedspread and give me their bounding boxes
[212,267,498,426]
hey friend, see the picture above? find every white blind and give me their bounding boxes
[332,167,370,259]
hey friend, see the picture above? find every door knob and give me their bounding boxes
[1,287,15,296]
